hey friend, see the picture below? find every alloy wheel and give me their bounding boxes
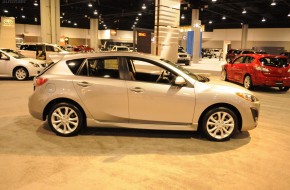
[15,68,28,80]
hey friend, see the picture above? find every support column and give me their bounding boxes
[154,0,180,63]
[191,9,201,64]
[90,19,99,51]
[241,24,248,49]
[40,0,60,44]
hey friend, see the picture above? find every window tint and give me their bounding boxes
[126,57,177,85]
[66,59,85,74]
[46,45,55,52]
[244,56,254,63]
[85,57,120,79]
[21,45,36,51]
[233,56,245,64]
[259,57,289,68]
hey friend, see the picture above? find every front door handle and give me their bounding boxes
[77,81,92,87]
[130,87,144,93]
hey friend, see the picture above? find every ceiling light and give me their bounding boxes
[132,25,135,27]
[209,20,213,24]
[142,3,146,9]
[134,22,137,25]
[34,0,38,6]
[212,0,217,2]
[84,15,87,18]
[242,9,247,14]
[94,10,98,15]
[60,16,63,19]
[34,17,37,22]
[181,14,185,19]
[4,10,8,13]
[262,17,266,22]
[68,20,71,23]
[271,1,276,6]
[21,7,23,11]
[136,17,139,21]
[22,15,25,18]
[88,2,93,7]
[138,13,142,16]
[62,12,65,16]
[103,24,106,27]
[222,16,226,20]
[288,13,290,17]
[74,23,77,26]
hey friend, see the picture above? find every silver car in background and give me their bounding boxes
[0,49,46,80]
[28,52,260,141]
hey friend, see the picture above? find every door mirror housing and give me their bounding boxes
[175,76,186,86]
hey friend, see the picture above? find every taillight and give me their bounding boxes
[35,77,47,86]
[255,66,270,73]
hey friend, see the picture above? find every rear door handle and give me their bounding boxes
[130,87,144,93]
[77,81,92,87]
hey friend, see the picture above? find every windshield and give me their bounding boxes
[160,59,208,82]
[1,49,26,59]
[178,48,186,53]
[260,57,289,67]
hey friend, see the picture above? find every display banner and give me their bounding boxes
[0,17,16,49]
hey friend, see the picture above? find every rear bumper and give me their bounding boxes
[253,75,290,87]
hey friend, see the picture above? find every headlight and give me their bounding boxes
[29,61,39,67]
[236,92,259,102]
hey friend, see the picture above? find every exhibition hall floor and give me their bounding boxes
[0,63,290,189]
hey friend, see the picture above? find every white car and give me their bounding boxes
[177,47,191,65]
[111,46,130,52]
[28,52,260,141]
[19,43,69,64]
[0,49,46,80]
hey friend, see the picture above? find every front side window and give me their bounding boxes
[233,56,245,64]
[1,49,25,59]
[46,46,55,52]
[125,57,177,85]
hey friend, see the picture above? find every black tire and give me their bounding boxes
[48,102,84,137]
[201,107,238,141]
[185,62,190,66]
[278,87,289,92]
[14,67,28,81]
[243,75,253,90]
[221,69,228,81]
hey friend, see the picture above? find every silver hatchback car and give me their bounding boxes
[28,52,260,141]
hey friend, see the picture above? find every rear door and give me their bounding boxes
[71,57,129,123]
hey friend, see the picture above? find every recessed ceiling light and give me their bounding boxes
[68,20,71,23]
[271,1,276,6]
[222,16,226,20]
[34,0,38,6]
[288,13,290,17]
[142,3,146,9]
[88,2,93,7]
[212,0,217,2]
[181,14,185,19]
[94,10,98,15]
[262,17,266,22]
[138,13,142,16]
[22,15,25,18]
[74,23,77,26]
[209,20,213,24]
[136,17,139,21]
[242,9,247,14]
[4,10,8,13]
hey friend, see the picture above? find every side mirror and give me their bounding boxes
[175,76,186,86]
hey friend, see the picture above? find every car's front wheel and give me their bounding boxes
[48,103,84,137]
[14,67,28,80]
[244,75,253,90]
[221,69,228,81]
[201,107,238,141]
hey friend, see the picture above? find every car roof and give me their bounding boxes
[59,52,161,62]
[238,54,287,59]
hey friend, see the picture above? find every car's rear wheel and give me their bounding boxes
[278,87,289,92]
[244,75,253,90]
[221,69,228,81]
[201,107,238,141]
[14,67,28,80]
[48,103,84,137]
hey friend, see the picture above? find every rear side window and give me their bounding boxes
[66,59,85,74]
[260,57,289,67]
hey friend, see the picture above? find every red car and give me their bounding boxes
[221,54,290,91]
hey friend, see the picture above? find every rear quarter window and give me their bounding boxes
[66,58,85,74]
